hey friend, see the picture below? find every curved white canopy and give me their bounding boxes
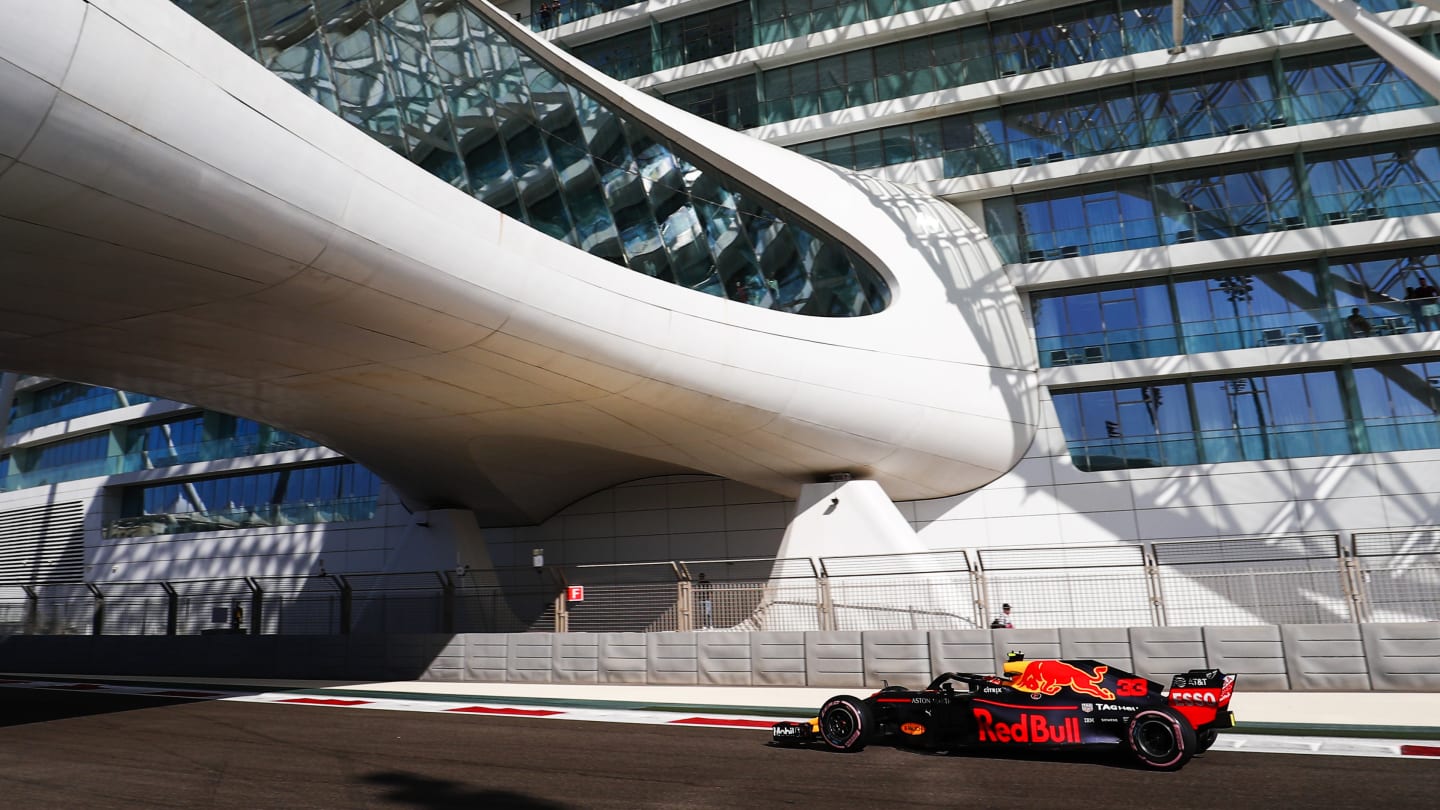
[0,0,1038,524]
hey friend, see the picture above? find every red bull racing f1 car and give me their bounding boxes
[771,654,1235,770]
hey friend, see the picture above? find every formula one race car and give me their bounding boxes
[771,654,1235,771]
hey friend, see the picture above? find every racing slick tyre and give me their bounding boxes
[819,696,873,752]
[1127,707,1197,771]
[1196,728,1219,754]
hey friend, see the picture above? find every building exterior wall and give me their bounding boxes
[4,0,1440,629]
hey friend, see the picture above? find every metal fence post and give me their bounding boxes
[22,585,37,634]
[553,591,568,632]
[1143,544,1167,627]
[87,583,104,636]
[336,575,352,634]
[672,561,694,632]
[440,571,455,634]
[246,577,262,636]
[551,568,568,633]
[973,566,989,629]
[817,568,835,632]
[676,578,694,632]
[162,581,178,636]
[1340,533,1368,623]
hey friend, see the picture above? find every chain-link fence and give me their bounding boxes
[0,586,29,633]
[979,544,1154,629]
[824,551,977,630]
[1352,529,1440,622]
[254,575,346,635]
[454,566,559,634]
[3,530,1435,635]
[686,558,820,632]
[560,562,686,632]
[1152,535,1354,626]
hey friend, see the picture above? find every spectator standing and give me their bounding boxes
[1404,286,1422,331]
[990,602,1013,629]
[1417,277,1440,331]
[1346,307,1372,337]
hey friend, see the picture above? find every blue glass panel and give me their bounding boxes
[1353,361,1440,451]
[1052,382,1194,470]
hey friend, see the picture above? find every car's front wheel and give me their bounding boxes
[819,696,873,752]
[1127,708,1197,770]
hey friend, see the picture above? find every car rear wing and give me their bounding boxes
[1166,669,1236,729]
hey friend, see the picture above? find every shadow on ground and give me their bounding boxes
[366,772,570,810]
[0,687,192,728]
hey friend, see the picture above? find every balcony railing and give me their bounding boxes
[103,496,379,539]
[1038,297,1440,367]
[1,434,319,493]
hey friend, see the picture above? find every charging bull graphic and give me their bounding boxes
[1011,660,1115,700]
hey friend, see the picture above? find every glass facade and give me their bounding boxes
[1033,248,1440,366]
[174,0,889,316]
[528,0,639,31]
[754,0,950,45]
[985,135,1440,263]
[106,462,382,538]
[23,433,114,485]
[662,75,759,133]
[793,44,1435,176]
[651,0,1409,127]
[7,383,161,435]
[1053,358,1440,470]
[1,411,319,492]
[658,3,753,71]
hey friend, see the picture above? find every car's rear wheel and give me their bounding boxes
[1196,727,1219,754]
[819,696,873,752]
[1127,708,1197,770]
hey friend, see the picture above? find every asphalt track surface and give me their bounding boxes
[0,690,1431,809]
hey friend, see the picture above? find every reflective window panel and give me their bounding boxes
[1052,359,1440,471]
[176,0,888,316]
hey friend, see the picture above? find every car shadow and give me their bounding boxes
[768,740,1164,771]
[364,772,570,810]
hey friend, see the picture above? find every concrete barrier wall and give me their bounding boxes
[1203,625,1288,691]
[1280,624,1368,691]
[599,632,647,684]
[1362,623,1440,691]
[4,623,1440,691]
[752,631,806,686]
[805,631,863,688]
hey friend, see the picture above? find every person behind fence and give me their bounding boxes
[696,572,713,629]
[1418,276,1440,331]
[990,602,1013,629]
[230,601,244,633]
[1346,307,1372,338]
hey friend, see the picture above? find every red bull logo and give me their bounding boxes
[975,708,1081,744]
[1011,660,1115,700]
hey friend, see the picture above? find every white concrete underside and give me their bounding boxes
[0,0,1038,525]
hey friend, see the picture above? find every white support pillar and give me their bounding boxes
[775,480,926,561]
[744,480,974,632]
[1310,0,1440,101]
[1170,0,1186,54]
